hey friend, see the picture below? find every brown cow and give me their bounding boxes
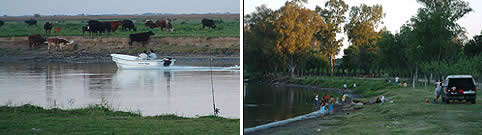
[28,34,46,49]
[47,37,74,52]
[102,21,122,32]
[54,27,61,33]
[155,20,173,32]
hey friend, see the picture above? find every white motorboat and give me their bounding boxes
[110,54,175,69]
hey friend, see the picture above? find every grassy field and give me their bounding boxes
[320,86,482,135]
[290,76,398,97]
[0,104,239,134]
[0,18,239,37]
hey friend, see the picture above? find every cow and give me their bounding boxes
[87,20,106,36]
[27,34,46,49]
[82,25,90,35]
[101,21,122,32]
[44,22,53,35]
[121,19,136,31]
[201,19,216,29]
[54,27,61,33]
[155,20,173,32]
[129,31,155,47]
[25,19,37,25]
[47,38,74,52]
[103,22,112,34]
[145,20,158,29]
[0,20,4,27]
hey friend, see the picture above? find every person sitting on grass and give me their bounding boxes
[138,50,148,60]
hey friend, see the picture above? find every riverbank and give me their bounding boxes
[0,36,239,63]
[0,104,239,134]
[247,85,482,134]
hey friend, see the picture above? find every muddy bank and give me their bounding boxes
[0,36,239,63]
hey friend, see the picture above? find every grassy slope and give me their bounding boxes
[0,105,239,134]
[0,19,239,37]
[321,86,482,135]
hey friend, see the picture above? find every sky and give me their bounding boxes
[244,0,482,58]
[0,0,240,16]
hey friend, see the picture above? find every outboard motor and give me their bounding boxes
[163,57,172,66]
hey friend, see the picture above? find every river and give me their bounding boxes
[0,61,240,118]
[243,83,341,128]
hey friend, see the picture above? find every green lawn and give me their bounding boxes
[0,104,239,134]
[321,86,482,135]
[0,19,239,37]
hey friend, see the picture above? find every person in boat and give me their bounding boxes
[148,49,157,60]
[138,50,148,60]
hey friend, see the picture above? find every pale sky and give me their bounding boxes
[1,0,240,16]
[244,0,482,58]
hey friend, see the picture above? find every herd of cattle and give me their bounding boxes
[0,18,219,51]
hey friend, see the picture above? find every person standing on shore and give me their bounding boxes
[434,79,443,103]
[320,102,326,117]
[315,93,319,106]
[329,96,335,114]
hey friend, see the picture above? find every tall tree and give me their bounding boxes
[314,0,349,76]
[272,0,324,78]
[464,31,482,57]
[343,4,384,74]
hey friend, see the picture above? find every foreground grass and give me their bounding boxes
[0,19,239,37]
[321,86,482,135]
[0,104,239,134]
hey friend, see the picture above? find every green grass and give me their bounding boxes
[0,19,239,37]
[290,76,397,97]
[0,104,239,134]
[320,87,482,135]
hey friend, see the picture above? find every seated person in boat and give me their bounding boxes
[148,49,157,60]
[138,50,148,60]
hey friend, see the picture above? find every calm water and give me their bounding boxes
[243,83,340,128]
[0,62,240,118]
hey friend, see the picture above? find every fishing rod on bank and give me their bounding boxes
[210,53,219,116]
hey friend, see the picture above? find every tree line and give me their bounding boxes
[244,0,482,86]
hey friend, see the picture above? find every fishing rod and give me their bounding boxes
[210,54,219,116]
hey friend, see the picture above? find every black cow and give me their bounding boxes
[122,19,136,31]
[0,20,4,27]
[103,22,112,34]
[25,19,37,25]
[27,34,46,49]
[145,20,158,29]
[44,22,53,35]
[87,20,105,36]
[201,18,216,29]
[129,31,155,47]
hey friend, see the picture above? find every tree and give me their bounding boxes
[342,4,384,74]
[272,0,324,78]
[464,32,482,57]
[314,0,349,76]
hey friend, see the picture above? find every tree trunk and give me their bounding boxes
[412,67,418,89]
[330,55,334,77]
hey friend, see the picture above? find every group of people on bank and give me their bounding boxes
[315,94,340,116]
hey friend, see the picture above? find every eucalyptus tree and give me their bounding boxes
[314,0,349,76]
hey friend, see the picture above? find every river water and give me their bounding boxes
[243,83,341,128]
[0,61,240,118]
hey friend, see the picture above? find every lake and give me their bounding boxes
[0,61,240,118]
[243,83,341,128]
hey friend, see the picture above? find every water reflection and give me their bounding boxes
[244,83,340,128]
[0,62,239,118]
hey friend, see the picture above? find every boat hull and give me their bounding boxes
[110,54,175,69]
